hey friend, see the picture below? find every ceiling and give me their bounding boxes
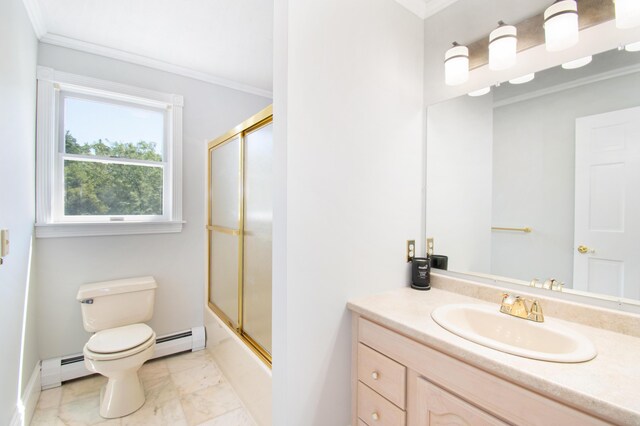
[19,0,463,97]
[22,0,273,97]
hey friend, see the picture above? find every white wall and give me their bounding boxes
[273,0,424,424]
[492,71,640,286]
[0,0,38,422]
[426,94,493,273]
[35,44,271,359]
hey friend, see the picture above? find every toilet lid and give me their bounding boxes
[87,323,154,354]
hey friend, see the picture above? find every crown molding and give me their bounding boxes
[21,0,46,38]
[394,0,427,19]
[39,33,273,99]
[394,0,459,19]
[422,0,460,19]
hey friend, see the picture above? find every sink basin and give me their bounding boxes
[431,304,597,363]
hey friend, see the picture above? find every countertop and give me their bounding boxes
[347,283,640,425]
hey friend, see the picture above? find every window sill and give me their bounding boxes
[35,221,185,238]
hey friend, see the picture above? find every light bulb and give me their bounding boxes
[509,73,535,84]
[444,43,469,86]
[544,0,579,52]
[468,87,491,97]
[625,41,640,52]
[489,22,517,71]
[562,56,592,69]
[615,0,640,29]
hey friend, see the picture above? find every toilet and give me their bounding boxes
[76,276,158,418]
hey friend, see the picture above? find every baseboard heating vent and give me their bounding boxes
[41,325,206,390]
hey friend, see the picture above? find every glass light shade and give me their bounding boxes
[544,0,579,52]
[562,56,592,69]
[509,73,535,84]
[489,24,517,71]
[615,0,640,29]
[625,41,640,52]
[468,87,491,97]
[444,44,469,86]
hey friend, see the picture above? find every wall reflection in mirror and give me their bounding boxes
[426,46,640,303]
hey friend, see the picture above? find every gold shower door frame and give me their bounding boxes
[206,105,273,366]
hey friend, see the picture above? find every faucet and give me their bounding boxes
[500,293,544,322]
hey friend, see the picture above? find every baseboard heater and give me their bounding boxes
[41,326,206,390]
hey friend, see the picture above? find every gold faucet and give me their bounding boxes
[500,293,544,322]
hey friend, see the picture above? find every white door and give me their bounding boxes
[574,106,640,299]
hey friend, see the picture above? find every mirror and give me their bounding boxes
[426,46,640,305]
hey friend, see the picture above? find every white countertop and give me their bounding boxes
[347,285,640,425]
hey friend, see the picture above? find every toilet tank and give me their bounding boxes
[77,276,157,332]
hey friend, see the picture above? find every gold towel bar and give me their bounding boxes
[491,226,532,233]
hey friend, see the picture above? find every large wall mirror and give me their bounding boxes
[426,45,640,309]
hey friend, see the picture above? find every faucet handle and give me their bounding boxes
[527,299,544,322]
[499,293,512,314]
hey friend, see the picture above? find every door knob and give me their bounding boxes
[577,245,594,254]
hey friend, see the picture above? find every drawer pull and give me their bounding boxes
[371,371,379,380]
[371,412,380,421]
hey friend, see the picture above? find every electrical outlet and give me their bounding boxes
[407,240,415,262]
[0,229,9,257]
[427,237,434,256]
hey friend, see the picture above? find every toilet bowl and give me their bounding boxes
[77,276,158,418]
[83,323,156,418]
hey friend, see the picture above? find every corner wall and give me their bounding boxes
[35,44,271,359]
[273,0,424,424]
[0,0,38,423]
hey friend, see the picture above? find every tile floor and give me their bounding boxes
[30,350,257,426]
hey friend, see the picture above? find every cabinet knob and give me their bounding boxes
[371,371,379,380]
[371,412,379,421]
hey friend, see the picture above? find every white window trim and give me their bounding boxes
[35,66,184,238]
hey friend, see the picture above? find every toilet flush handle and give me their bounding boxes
[79,298,94,304]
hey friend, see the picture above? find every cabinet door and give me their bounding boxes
[414,377,508,426]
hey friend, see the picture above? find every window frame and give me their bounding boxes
[35,66,184,238]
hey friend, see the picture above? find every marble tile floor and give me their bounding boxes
[31,350,257,426]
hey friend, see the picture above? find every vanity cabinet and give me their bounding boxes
[352,315,612,426]
[414,378,508,426]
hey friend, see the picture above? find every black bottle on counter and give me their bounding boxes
[411,257,431,290]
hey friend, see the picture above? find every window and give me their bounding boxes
[36,67,184,237]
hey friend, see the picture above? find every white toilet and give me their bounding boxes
[76,276,158,418]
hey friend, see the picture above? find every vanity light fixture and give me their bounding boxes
[489,21,517,71]
[444,42,469,86]
[561,55,592,69]
[625,41,640,52]
[544,0,579,52]
[468,87,491,97]
[509,73,535,84]
[614,0,640,29]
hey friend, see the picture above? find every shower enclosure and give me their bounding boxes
[207,105,272,365]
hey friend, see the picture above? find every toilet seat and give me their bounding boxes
[84,323,155,361]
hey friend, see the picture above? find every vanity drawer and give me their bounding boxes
[358,381,406,426]
[358,343,406,408]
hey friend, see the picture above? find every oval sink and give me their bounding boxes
[431,304,597,363]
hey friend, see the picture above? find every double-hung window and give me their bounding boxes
[36,67,184,237]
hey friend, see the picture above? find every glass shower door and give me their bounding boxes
[209,136,241,328]
[207,105,273,365]
[242,122,273,355]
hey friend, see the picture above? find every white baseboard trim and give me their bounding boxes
[22,362,41,426]
[42,326,205,389]
[10,362,41,426]
[9,410,21,426]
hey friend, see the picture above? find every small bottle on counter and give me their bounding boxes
[411,257,431,291]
